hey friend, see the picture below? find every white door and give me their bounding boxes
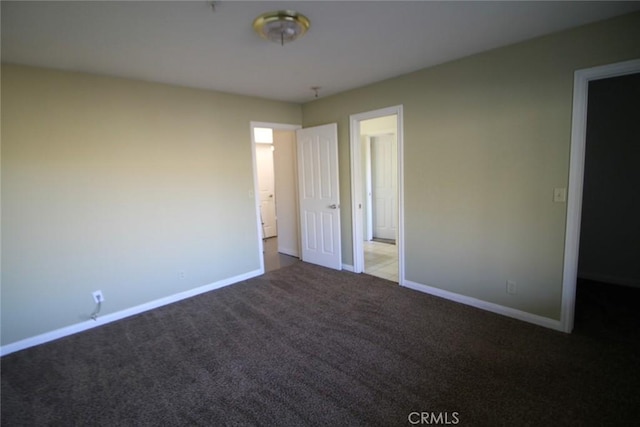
[296,123,342,270]
[371,134,397,241]
[256,144,277,238]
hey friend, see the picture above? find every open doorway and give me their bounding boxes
[251,122,301,273]
[350,106,404,283]
[362,118,398,281]
[562,59,640,333]
[574,72,640,338]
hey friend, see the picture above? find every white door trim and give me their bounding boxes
[250,121,301,274]
[349,105,404,283]
[561,59,640,333]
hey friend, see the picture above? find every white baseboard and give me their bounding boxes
[402,280,564,332]
[1,269,262,357]
[277,246,299,258]
[578,272,640,288]
[342,263,355,272]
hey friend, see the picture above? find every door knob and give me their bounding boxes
[329,204,338,209]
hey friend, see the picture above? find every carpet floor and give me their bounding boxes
[2,263,640,426]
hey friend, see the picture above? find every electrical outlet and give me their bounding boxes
[553,187,567,203]
[506,280,517,295]
[92,290,104,303]
[178,271,186,280]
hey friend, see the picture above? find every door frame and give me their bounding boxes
[561,59,640,333]
[349,105,404,282]
[250,121,301,274]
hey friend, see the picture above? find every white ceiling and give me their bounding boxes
[2,1,639,103]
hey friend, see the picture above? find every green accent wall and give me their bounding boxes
[301,12,640,320]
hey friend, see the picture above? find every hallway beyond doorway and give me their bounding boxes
[364,240,398,282]
[263,237,299,273]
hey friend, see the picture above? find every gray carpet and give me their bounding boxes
[2,263,640,426]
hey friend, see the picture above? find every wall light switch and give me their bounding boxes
[553,188,567,203]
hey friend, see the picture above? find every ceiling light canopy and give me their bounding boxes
[253,10,310,45]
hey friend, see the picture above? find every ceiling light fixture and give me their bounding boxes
[253,10,310,46]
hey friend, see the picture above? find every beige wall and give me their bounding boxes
[361,115,396,136]
[1,64,301,345]
[301,12,640,320]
